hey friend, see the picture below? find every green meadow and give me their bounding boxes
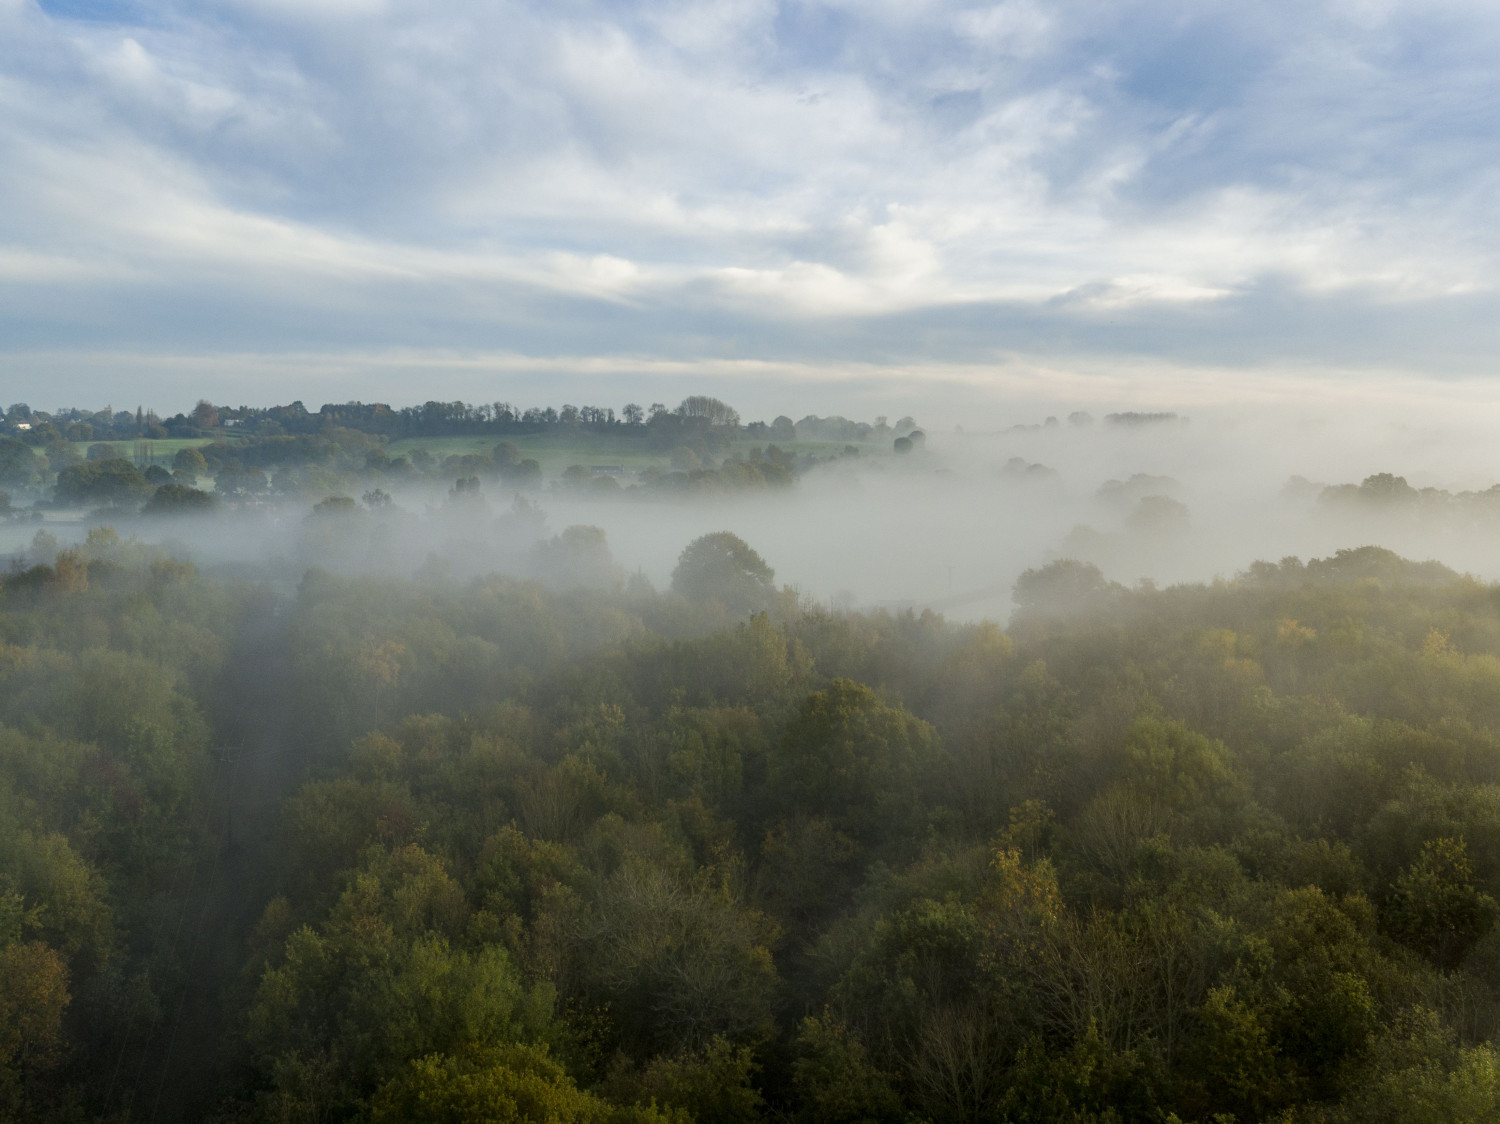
[386,432,872,475]
[69,437,216,465]
[68,431,879,479]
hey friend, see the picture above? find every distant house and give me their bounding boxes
[590,465,624,477]
[14,422,31,431]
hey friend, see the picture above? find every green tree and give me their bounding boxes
[1384,837,1498,970]
[20,420,59,447]
[53,458,151,507]
[0,940,70,1100]
[190,399,219,429]
[833,895,1009,1120]
[248,845,556,1110]
[999,1025,1173,1124]
[172,446,208,479]
[574,854,779,1053]
[1322,1008,1500,1123]
[531,526,623,590]
[371,1043,687,1124]
[1012,559,1118,619]
[678,396,740,428]
[671,533,776,616]
[768,679,938,842]
[311,494,359,515]
[142,483,216,515]
[610,1036,763,1124]
[791,1013,903,1124]
[0,438,37,488]
[501,458,543,486]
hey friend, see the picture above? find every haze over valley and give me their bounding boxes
[10,1,1500,1121]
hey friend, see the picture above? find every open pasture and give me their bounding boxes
[69,437,217,466]
[385,432,877,476]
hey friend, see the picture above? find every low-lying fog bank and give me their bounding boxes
[9,404,1500,620]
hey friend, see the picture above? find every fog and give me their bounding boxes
[10,398,1500,621]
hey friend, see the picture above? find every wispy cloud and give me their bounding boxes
[3,0,1499,408]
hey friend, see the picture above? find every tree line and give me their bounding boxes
[2,397,898,445]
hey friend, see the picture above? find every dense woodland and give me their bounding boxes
[4,523,1500,1122]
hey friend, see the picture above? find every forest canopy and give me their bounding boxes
[4,533,1500,1121]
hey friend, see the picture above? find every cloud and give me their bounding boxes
[3,0,1500,404]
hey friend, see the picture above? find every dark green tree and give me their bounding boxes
[142,483,216,515]
[671,532,776,616]
[172,446,208,478]
[53,458,150,507]
[0,438,37,488]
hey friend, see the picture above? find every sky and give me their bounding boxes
[3,0,1500,421]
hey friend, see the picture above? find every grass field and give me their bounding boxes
[384,433,877,475]
[387,434,671,475]
[69,432,881,479]
[70,437,216,467]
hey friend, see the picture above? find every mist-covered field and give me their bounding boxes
[13,400,1500,622]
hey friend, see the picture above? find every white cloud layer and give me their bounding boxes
[3,0,1500,408]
